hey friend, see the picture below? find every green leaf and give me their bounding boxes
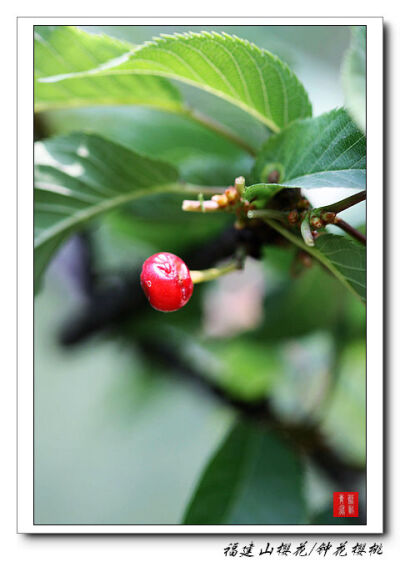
[253,250,358,341]
[265,222,366,302]
[34,132,187,288]
[342,27,366,132]
[39,106,253,186]
[253,108,366,189]
[314,233,366,301]
[183,420,306,524]
[205,339,282,401]
[34,26,183,113]
[40,31,312,132]
[95,206,229,261]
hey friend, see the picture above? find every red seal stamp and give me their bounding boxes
[333,492,359,517]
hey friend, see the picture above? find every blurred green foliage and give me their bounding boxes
[34,24,365,526]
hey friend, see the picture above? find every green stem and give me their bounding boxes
[264,219,362,300]
[190,261,239,284]
[247,209,288,221]
[185,107,257,157]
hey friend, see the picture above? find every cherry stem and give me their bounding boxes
[334,217,366,245]
[190,261,240,284]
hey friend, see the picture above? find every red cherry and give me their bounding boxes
[140,252,194,312]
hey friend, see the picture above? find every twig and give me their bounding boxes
[319,191,366,215]
[334,217,366,245]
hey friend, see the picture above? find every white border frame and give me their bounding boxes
[17,16,383,534]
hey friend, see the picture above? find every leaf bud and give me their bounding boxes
[297,198,310,209]
[267,169,281,183]
[321,211,336,224]
[310,216,323,229]
[288,210,299,224]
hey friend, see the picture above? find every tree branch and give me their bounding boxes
[334,217,366,245]
[319,190,366,215]
[138,337,365,488]
[57,227,364,489]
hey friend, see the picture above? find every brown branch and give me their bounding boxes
[334,217,366,245]
[139,337,365,488]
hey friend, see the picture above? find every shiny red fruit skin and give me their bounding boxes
[140,252,194,312]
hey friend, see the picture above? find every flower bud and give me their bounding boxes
[211,194,229,207]
[224,186,239,204]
